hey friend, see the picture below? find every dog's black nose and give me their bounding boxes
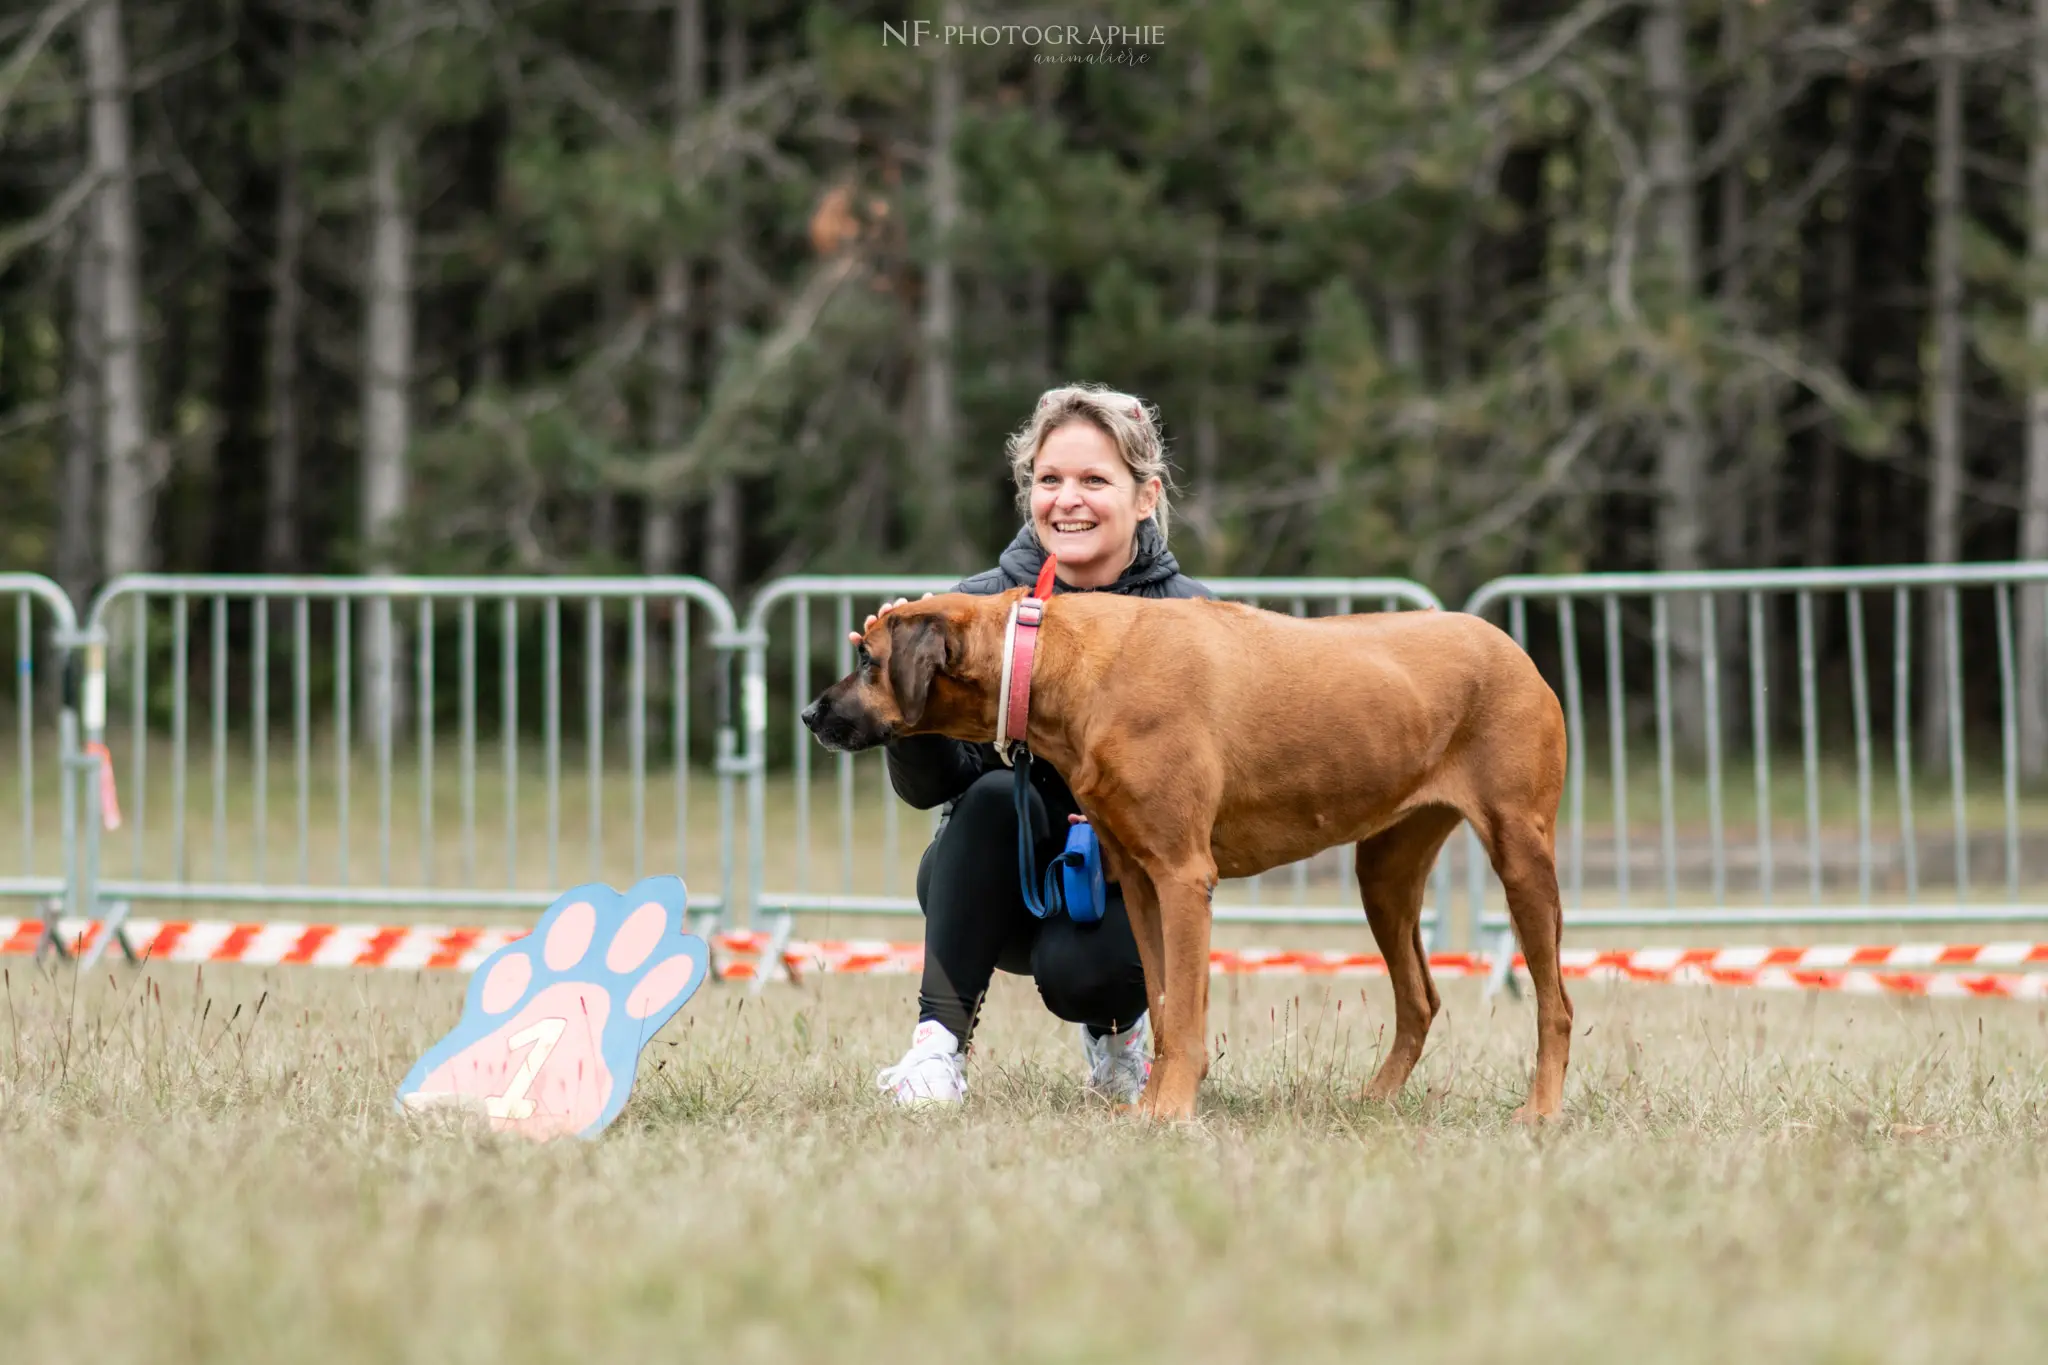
[799,699,821,732]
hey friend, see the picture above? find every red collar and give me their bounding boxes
[995,558,1058,765]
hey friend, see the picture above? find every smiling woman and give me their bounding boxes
[1008,387,1172,588]
[852,383,1209,1108]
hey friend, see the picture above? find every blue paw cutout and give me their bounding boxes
[396,875,709,1140]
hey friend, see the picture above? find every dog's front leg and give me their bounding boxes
[1094,829,1168,1111]
[1137,860,1215,1122]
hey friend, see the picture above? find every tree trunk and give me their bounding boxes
[85,0,152,579]
[915,0,965,567]
[1922,0,1965,768]
[1028,268,1054,388]
[1192,229,1222,519]
[2021,0,2048,781]
[1713,0,1758,745]
[591,489,617,565]
[208,5,284,577]
[704,2,745,595]
[643,254,688,572]
[590,267,628,566]
[359,50,414,740]
[643,0,701,577]
[1184,51,1220,546]
[1644,0,1711,755]
[1029,61,1057,388]
[265,20,305,574]
[1717,0,1750,560]
[1440,229,1471,386]
[1808,84,1865,580]
[1715,0,1748,310]
[702,454,742,596]
[60,222,100,611]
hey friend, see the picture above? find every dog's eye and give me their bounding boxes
[855,645,873,672]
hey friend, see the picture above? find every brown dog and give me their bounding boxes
[801,588,1571,1121]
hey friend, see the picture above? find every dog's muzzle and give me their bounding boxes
[799,694,882,753]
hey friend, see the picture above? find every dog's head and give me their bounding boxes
[798,592,1011,753]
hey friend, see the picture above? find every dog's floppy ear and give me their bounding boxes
[887,614,949,728]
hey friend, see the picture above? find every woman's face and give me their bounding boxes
[1029,420,1161,589]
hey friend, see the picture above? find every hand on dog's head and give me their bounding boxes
[799,591,1008,752]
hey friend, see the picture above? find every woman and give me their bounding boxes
[862,384,1210,1106]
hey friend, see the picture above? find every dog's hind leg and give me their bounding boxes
[1478,811,1573,1121]
[1356,808,1463,1104]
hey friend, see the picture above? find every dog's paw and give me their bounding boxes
[397,876,708,1140]
[1131,1069,1199,1123]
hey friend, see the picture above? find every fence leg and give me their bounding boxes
[749,910,797,996]
[78,897,137,970]
[712,638,745,933]
[35,704,78,964]
[1483,927,1522,1001]
[69,632,136,969]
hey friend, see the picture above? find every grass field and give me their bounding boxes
[4,959,2048,1363]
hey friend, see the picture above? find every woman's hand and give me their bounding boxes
[848,593,933,646]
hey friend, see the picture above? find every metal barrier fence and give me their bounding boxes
[738,576,1448,971]
[70,576,743,965]
[7,562,2048,980]
[1460,563,2048,971]
[0,575,82,942]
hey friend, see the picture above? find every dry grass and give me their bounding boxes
[9,715,2048,1362]
[4,960,2048,1363]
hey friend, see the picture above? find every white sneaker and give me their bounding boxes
[1081,1012,1152,1105]
[877,1019,967,1107]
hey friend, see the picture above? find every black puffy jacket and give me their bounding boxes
[884,518,1211,828]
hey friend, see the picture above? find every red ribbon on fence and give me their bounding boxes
[84,742,121,831]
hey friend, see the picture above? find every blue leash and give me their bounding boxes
[1013,750,1107,924]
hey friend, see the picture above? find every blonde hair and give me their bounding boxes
[1005,383,1177,543]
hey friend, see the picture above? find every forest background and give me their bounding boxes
[7,0,2048,771]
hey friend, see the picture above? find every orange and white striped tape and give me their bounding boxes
[1582,963,2048,999]
[8,917,2048,1000]
[0,917,893,979]
[0,917,529,972]
[714,930,924,980]
[1563,942,2048,972]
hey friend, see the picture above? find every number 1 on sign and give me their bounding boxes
[485,1018,567,1120]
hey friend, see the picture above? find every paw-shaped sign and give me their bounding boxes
[397,876,708,1140]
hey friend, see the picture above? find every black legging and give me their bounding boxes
[915,770,1148,1044]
